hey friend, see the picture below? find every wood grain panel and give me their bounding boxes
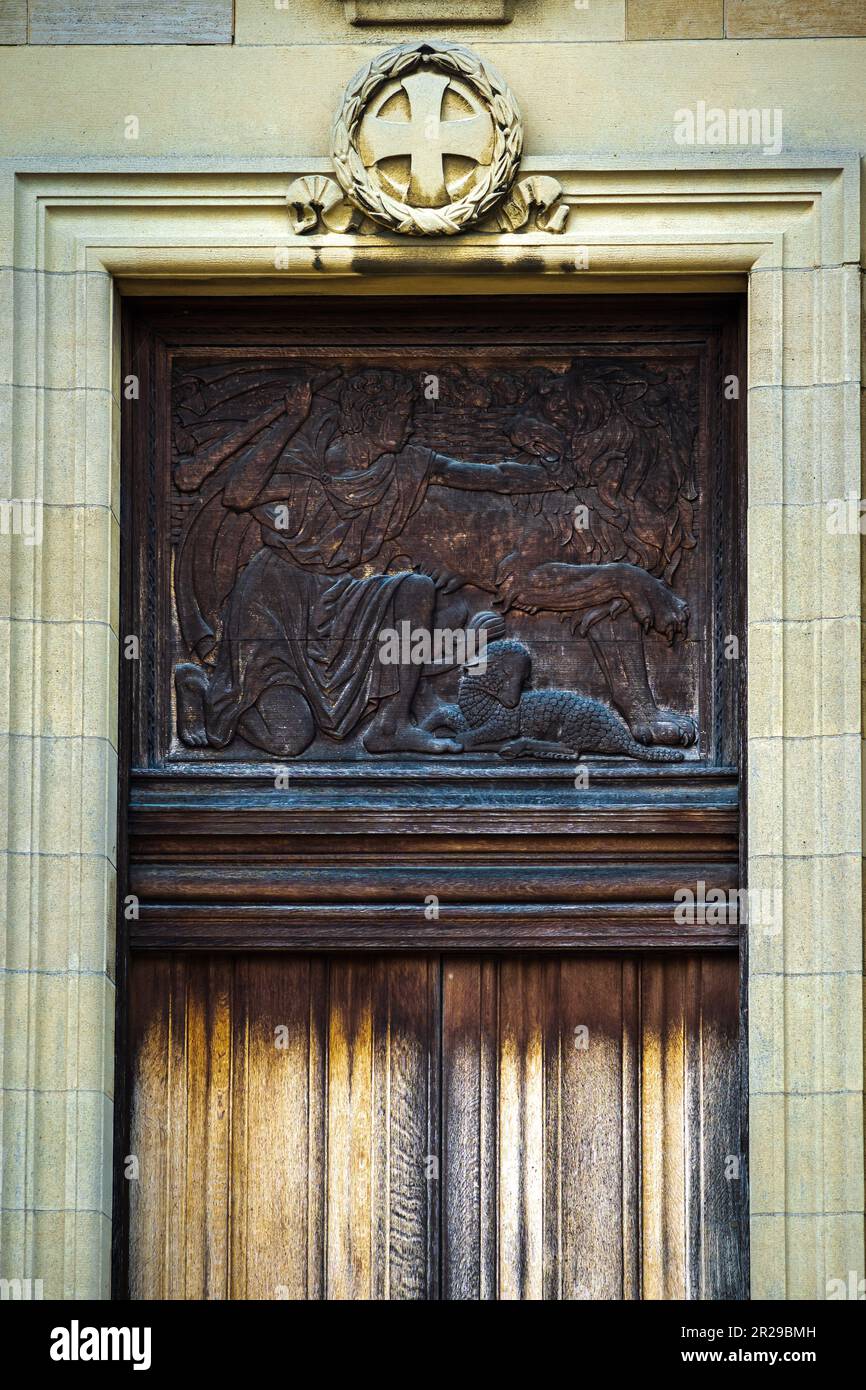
[129,955,438,1300]
[229,958,327,1299]
[127,952,743,1300]
[441,958,498,1300]
[325,957,438,1299]
[641,956,688,1298]
[439,954,744,1300]
[554,956,636,1299]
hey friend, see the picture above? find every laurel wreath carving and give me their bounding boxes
[330,40,524,237]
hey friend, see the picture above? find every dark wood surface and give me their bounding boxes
[121,295,744,952]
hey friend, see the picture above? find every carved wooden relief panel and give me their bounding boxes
[136,303,737,768]
[171,349,703,765]
[122,297,743,951]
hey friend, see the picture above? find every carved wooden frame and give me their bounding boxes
[122,293,743,952]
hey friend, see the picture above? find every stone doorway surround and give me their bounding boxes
[0,154,862,1299]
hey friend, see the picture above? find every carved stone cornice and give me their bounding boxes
[340,1,515,24]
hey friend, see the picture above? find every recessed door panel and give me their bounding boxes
[127,953,745,1300]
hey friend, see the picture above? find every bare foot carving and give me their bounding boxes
[363,724,461,755]
[175,662,208,747]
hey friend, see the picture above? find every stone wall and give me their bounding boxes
[3,2,866,45]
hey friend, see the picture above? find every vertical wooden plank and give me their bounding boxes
[641,957,687,1299]
[229,957,327,1299]
[326,956,436,1300]
[698,955,746,1298]
[498,959,545,1300]
[370,959,390,1300]
[307,957,328,1301]
[128,956,171,1300]
[541,958,561,1301]
[163,958,191,1300]
[381,956,438,1300]
[620,958,641,1301]
[557,957,627,1299]
[683,955,703,1301]
[442,957,498,1300]
[424,956,442,1302]
[228,959,249,1299]
[326,959,373,1300]
[183,958,232,1299]
[129,956,191,1299]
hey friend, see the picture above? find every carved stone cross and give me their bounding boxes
[358,71,494,207]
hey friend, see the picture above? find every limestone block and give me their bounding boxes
[235,0,625,45]
[1,968,114,1094]
[748,617,860,740]
[0,1208,111,1299]
[783,974,863,1095]
[27,1089,114,1215]
[627,0,723,40]
[3,505,118,628]
[4,733,117,861]
[749,1213,786,1299]
[783,1094,865,1213]
[782,267,860,388]
[776,383,861,506]
[0,2,26,45]
[747,387,783,505]
[749,1093,786,1214]
[782,733,860,857]
[748,970,785,1094]
[749,852,862,978]
[748,272,784,388]
[746,620,784,740]
[727,1,866,39]
[1,618,118,744]
[0,41,864,167]
[2,848,116,975]
[748,504,859,625]
[28,1,234,46]
[747,735,784,858]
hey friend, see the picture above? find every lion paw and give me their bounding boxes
[628,575,690,645]
[627,710,697,749]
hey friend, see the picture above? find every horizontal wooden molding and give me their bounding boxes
[129,905,740,952]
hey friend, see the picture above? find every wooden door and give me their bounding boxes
[117,296,746,1300]
[127,954,744,1299]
